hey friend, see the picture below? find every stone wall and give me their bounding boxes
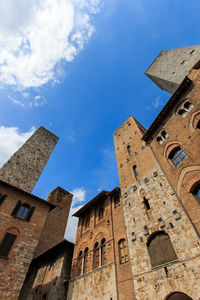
[67,262,117,300]
[121,165,200,299]
[145,45,200,94]
[0,126,58,193]
[113,114,200,300]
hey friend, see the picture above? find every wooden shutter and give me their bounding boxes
[0,194,7,206]
[0,233,17,257]
[11,200,21,216]
[101,244,106,266]
[26,207,35,221]
[83,254,88,273]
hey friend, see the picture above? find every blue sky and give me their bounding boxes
[0,0,200,241]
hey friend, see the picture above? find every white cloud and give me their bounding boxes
[0,126,35,167]
[65,187,86,242]
[0,0,102,90]
[8,95,25,107]
[29,95,47,107]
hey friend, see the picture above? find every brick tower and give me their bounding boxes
[0,126,58,193]
[113,114,200,299]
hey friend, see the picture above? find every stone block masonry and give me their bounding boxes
[0,126,58,193]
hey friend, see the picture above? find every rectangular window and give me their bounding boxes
[0,233,17,257]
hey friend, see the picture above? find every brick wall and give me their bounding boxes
[0,182,51,300]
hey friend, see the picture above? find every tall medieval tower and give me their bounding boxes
[114,49,200,300]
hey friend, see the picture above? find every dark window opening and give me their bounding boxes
[98,207,104,220]
[147,231,177,267]
[100,238,106,266]
[196,119,200,129]
[93,242,99,269]
[178,101,194,118]
[161,130,168,140]
[143,197,150,210]
[118,239,128,264]
[83,247,89,274]
[191,182,200,204]
[0,194,7,206]
[0,232,17,257]
[11,200,35,221]
[114,195,120,208]
[169,147,188,167]
[84,216,90,229]
[133,165,139,178]
[77,251,83,276]
[127,145,132,155]
[156,136,164,145]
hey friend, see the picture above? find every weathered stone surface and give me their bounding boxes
[0,126,58,193]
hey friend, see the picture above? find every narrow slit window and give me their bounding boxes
[133,165,139,178]
[143,197,150,210]
[127,145,132,155]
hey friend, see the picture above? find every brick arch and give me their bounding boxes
[92,231,108,245]
[164,291,193,300]
[176,165,200,197]
[146,230,166,245]
[164,142,180,161]
[6,226,20,235]
[76,241,88,257]
[189,109,200,130]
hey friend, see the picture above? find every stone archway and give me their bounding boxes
[166,292,193,300]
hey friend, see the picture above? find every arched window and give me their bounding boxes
[133,165,139,178]
[156,136,164,145]
[147,231,177,267]
[0,231,17,257]
[100,238,106,266]
[191,182,200,204]
[118,239,128,264]
[0,194,7,206]
[168,146,188,167]
[196,119,200,129]
[166,292,193,300]
[11,200,35,221]
[184,101,194,111]
[98,207,104,220]
[127,145,132,155]
[77,251,83,276]
[83,247,89,274]
[161,130,168,140]
[93,242,99,269]
[177,100,194,118]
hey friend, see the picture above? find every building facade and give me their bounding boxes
[67,188,136,300]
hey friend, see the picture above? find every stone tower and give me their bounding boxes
[0,126,58,193]
[145,45,200,94]
[113,115,200,299]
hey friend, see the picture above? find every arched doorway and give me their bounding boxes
[166,292,193,300]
